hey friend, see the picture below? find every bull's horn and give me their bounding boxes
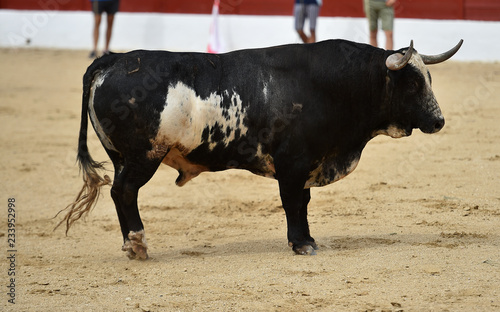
[420,39,464,65]
[386,40,414,71]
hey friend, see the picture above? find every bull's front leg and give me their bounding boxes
[278,179,318,255]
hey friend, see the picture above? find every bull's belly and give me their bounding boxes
[156,142,359,189]
[152,124,361,189]
[158,145,277,187]
[160,148,209,186]
[305,156,360,188]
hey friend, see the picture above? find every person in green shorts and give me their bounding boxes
[364,0,396,50]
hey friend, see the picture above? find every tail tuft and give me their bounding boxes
[55,160,111,234]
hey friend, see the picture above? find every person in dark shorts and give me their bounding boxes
[90,0,120,58]
[294,0,321,43]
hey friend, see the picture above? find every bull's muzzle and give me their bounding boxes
[433,116,445,133]
[421,115,445,134]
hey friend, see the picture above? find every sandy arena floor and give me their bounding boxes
[0,48,499,311]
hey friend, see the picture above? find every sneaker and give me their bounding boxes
[89,51,97,59]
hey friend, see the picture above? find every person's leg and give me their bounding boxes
[366,0,380,47]
[384,30,393,50]
[294,4,308,43]
[104,14,115,53]
[91,14,102,57]
[369,30,378,47]
[103,0,119,53]
[380,4,395,50]
[297,30,309,44]
[309,30,316,43]
[307,4,320,43]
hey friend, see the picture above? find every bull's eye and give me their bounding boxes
[407,80,420,93]
[410,75,427,93]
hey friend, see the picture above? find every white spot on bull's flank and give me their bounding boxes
[254,144,276,178]
[261,74,273,102]
[88,72,119,152]
[292,103,303,113]
[155,82,248,152]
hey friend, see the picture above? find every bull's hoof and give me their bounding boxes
[289,241,318,255]
[295,245,317,255]
[122,230,149,260]
[123,243,148,260]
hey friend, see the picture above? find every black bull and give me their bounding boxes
[58,39,463,259]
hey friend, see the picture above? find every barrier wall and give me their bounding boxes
[1,0,500,21]
[2,8,499,62]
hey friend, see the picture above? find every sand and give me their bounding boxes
[0,48,499,311]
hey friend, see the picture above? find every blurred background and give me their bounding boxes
[1,0,499,60]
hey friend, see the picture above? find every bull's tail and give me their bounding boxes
[55,57,116,234]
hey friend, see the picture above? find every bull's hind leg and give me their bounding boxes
[107,151,130,245]
[110,154,163,260]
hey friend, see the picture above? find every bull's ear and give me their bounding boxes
[386,40,414,71]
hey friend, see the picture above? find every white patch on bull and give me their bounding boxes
[373,125,407,138]
[262,74,273,102]
[88,72,119,152]
[156,82,248,151]
[292,103,303,113]
[263,82,269,101]
[305,156,360,188]
[254,144,276,178]
[150,82,249,186]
